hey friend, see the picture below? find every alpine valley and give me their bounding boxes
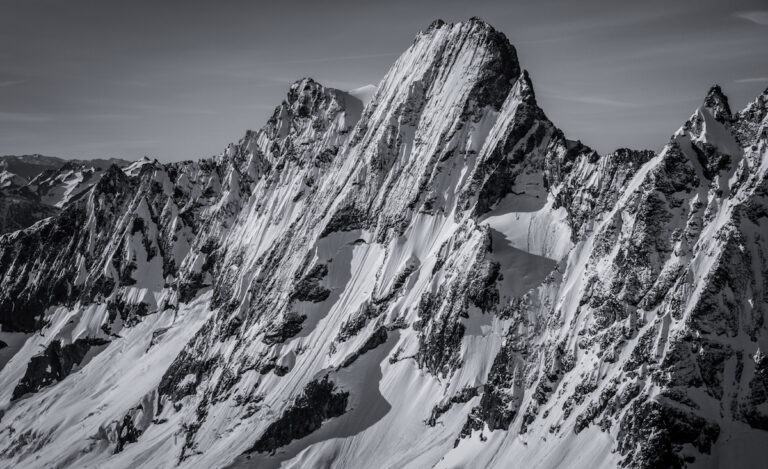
[1,18,767,469]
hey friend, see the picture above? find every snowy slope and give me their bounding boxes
[0,18,767,469]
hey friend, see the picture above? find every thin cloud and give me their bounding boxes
[539,92,703,109]
[735,77,768,83]
[735,10,768,26]
[540,93,639,108]
[78,139,157,148]
[78,113,140,120]
[113,80,155,88]
[0,80,25,88]
[268,52,400,66]
[0,111,51,123]
[74,97,219,116]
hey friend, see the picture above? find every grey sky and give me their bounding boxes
[1,0,767,161]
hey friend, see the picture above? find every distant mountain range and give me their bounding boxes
[0,154,131,233]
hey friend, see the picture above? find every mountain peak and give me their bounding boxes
[467,16,495,29]
[519,69,537,102]
[703,84,732,122]
[425,18,446,32]
[236,77,361,168]
[400,18,520,114]
[277,78,331,121]
[416,18,517,61]
[282,77,361,112]
[286,77,323,102]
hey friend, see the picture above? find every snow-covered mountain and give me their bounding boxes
[0,155,131,234]
[1,18,767,468]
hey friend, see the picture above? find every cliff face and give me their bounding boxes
[0,18,766,469]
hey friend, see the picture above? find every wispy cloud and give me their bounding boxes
[735,10,768,26]
[0,111,51,123]
[0,80,25,88]
[74,96,219,116]
[539,91,703,109]
[267,52,400,66]
[735,77,768,83]
[112,79,155,88]
[78,139,157,149]
[78,113,140,120]
[0,111,141,123]
[540,93,639,108]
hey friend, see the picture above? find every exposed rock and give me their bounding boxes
[12,337,109,400]
[246,377,348,454]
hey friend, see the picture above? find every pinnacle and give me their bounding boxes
[425,19,446,32]
[289,77,321,94]
[703,84,732,121]
[519,70,536,101]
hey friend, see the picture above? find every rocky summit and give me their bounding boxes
[0,18,767,468]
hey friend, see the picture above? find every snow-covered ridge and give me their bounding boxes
[0,18,767,469]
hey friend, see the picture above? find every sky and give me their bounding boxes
[1,0,767,161]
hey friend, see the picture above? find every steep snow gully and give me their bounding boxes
[1,17,767,469]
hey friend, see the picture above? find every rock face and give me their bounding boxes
[246,377,349,454]
[12,337,109,400]
[0,18,767,469]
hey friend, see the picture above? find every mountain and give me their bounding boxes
[0,154,130,181]
[0,154,74,181]
[0,154,131,234]
[0,18,767,469]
